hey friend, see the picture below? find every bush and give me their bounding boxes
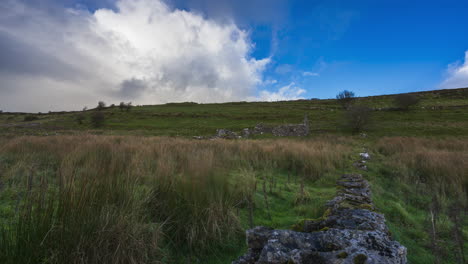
[97,101,106,111]
[76,113,85,125]
[344,105,371,133]
[394,94,419,110]
[120,102,132,112]
[23,115,39,122]
[126,102,132,112]
[336,90,355,109]
[119,102,126,111]
[90,111,105,128]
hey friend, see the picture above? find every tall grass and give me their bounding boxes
[375,137,468,264]
[376,137,467,202]
[0,135,351,263]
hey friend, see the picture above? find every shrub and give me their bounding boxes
[336,90,355,109]
[344,105,371,133]
[119,102,126,111]
[126,102,132,112]
[90,111,105,127]
[23,115,39,122]
[76,113,85,125]
[119,102,132,112]
[394,94,419,110]
[97,101,106,111]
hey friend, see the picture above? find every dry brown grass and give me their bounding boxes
[0,135,352,263]
[376,137,468,202]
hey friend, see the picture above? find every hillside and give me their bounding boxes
[0,88,467,264]
[1,87,468,137]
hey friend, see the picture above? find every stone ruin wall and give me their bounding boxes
[232,173,407,264]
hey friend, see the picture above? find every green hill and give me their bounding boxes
[1,87,468,137]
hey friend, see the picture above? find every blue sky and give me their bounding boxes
[1,0,468,111]
[238,0,468,98]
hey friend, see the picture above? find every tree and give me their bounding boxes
[91,111,105,128]
[336,90,355,109]
[119,102,126,111]
[126,102,132,112]
[97,101,106,111]
[344,105,371,134]
[394,94,419,110]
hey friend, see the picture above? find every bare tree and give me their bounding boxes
[336,90,356,109]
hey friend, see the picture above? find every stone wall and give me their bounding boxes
[232,174,407,264]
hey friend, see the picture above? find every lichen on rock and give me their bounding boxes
[232,174,407,264]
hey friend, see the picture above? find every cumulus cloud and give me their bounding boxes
[440,51,468,89]
[256,82,305,101]
[0,0,271,112]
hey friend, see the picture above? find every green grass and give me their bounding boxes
[1,88,468,137]
[0,88,467,263]
[0,136,353,263]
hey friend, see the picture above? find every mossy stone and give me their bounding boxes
[337,251,348,258]
[353,254,368,264]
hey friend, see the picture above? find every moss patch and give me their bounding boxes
[353,254,368,264]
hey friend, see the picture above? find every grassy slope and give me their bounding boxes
[0,88,467,263]
[1,87,468,137]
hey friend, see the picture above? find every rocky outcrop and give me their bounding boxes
[233,174,407,264]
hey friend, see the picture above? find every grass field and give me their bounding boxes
[1,88,468,137]
[0,88,467,263]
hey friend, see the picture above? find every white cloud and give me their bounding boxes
[256,82,306,101]
[303,71,319,77]
[440,51,468,89]
[0,0,270,112]
[263,79,278,85]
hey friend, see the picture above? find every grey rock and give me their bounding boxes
[233,174,407,264]
[216,129,239,139]
[360,153,371,160]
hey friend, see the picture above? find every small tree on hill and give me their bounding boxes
[336,90,355,109]
[119,102,126,111]
[344,105,371,134]
[91,111,105,128]
[126,102,132,112]
[394,94,419,110]
[97,101,106,111]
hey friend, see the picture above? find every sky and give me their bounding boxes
[1,0,468,112]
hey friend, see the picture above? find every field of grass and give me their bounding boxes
[0,136,355,263]
[0,88,467,263]
[1,88,468,137]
